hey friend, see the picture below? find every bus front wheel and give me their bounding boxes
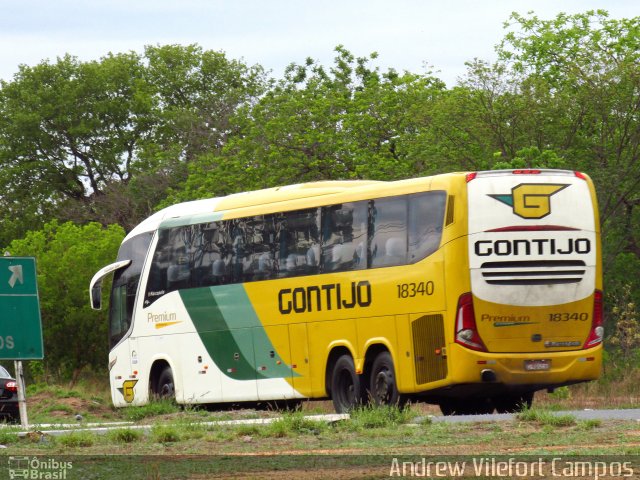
[155,366,175,401]
[331,355,361,413]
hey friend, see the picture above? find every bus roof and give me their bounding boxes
[124,180,383,241]
[124,173,482,241]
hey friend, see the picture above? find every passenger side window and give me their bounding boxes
[237,215,278,282]
[369,197,408,268]
[143,189,448,305]
[408,191,446,262]
[277,209,320,277]
[321,201,368,272]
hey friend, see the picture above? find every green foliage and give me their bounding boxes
[5,221,124,380]
[0,430,20,445]
[28,361,46,384]
[0,52,153,242]
[548,386,571,401]
[516,409,577,427]
[0,45,268,240]
[163,46,447,204]
[122,399,181,421]
[263,411,328,437]
[58,430,95,447]
[108,428,143,444]
[1,9,640,379]
[347,404,415,430]
[492,147,565,170]
[497,10,640,237]
[607,284,640,368]
[578,419,602,430]
[151,424,182,443]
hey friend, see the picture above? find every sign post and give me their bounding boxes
[0,255,44,427]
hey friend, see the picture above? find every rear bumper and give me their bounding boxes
[415,343,601,399]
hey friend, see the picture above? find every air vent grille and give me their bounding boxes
[480,260,586,285]
[412,314,447,384]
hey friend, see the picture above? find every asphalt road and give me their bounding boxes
[428,408,640,423]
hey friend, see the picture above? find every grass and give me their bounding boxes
[516,408,577,427]
[151,424,182,443]
[106,427,143,444]
[120,399,181,421]
[4,369,635,477]
[263,411,329,437]
[347,404,416,430]
[1,403,637,478]
[57,430,95,447]
[17,370,640,427]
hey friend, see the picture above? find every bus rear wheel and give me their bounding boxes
[155,366,175,401]
[369,352,402,407]
[331,355,361,413]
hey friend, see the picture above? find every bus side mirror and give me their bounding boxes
[89,260,131,311]
[91,283,102,310]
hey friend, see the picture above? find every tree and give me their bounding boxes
[5,222,125,383]
[495,10,640,260]
[143,44,268,163]
[163,46,447,204]
[0,45,268,242]
[0,52,154,243]
[445,11,640,316]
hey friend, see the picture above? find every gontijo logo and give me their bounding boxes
[490,183,569,219]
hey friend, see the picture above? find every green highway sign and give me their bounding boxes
[0,257,44,359]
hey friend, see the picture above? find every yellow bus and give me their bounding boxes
[90,169,603,414]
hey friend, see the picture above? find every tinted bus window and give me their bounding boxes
[146,222,232,302]
[237,215,278,282]
[110,232,152,348]
[321,201,368,272]
[408,191,446,262]
[277,208,320,277]
[370,197,408,268]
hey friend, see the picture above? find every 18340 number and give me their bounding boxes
[548,312,589,322]
[396,281,434,299]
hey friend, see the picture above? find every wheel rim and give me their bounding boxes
[160,382,174,397]
[373,369,392,404]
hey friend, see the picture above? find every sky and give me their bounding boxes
[1,1,638,87]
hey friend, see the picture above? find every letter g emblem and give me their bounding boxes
[490,183,568,219]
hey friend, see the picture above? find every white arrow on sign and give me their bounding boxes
[8,265,23,288]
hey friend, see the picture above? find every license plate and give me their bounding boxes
[524,359,551,371]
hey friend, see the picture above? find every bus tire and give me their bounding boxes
[331,354,361,413]
[369,351,401,407]
[156,366,175,401]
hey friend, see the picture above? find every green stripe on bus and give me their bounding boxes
[180,287,256,380]
[180,285,296,380]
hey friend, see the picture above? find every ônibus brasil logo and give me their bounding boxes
[489,184,569,219]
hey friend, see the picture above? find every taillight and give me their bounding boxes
[466,172,477,182]
[574,171,588,180]
[5,381,17,392]
[455,293,486,351]
[584,290,604,348]
[512,169,541,174]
